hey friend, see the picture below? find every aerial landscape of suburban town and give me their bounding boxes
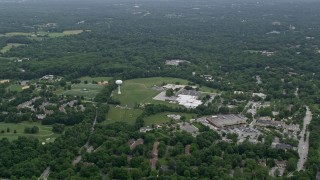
[0,0,320,179]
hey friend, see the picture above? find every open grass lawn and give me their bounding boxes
[4,32,31,36]
[58,83,104,99]
[199,86,219,93]
[112,77,216,107]
[112,77,189,107]
[37,31,65,38]
[0,43,24,53]
[79,76,113,83]
[105,106,143,125]
[63,30,84,35]
[144,112,198,126]
[7,84,23,92]
[0,121,60,143]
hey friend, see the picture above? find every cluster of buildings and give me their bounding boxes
[246,50,274,57]
[17,97,85,120]
[59,100,85,113]
[153,84,204,109]
[266,30,281,35]
[40,75,62,82]
[196,115,264,143]
[140,126,153,133]
[306,36,315,40]
[167,114,181,120]
[140,124,164,133]
[255,116,300,136]
[200,74,214,82]
[139,112,198,136]
[252,93,267,99]
[16,97,55,120]
[16,58,30,63]
[246,101,270,116]
[36,102,56,119]
[255,118,285,128]
[165,59,190,66]
[17,96,41,111]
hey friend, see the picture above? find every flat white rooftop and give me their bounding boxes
[176,94,202,108]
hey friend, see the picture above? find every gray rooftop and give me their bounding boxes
[178,89,201,97]
[206,114,247,128]
[179,123,199,135]
[276,143,292,150]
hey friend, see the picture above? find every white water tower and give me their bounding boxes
[116,80,123,94]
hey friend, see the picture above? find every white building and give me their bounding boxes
[176,94,202,109]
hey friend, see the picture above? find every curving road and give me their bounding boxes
[40,109,98,179]
[297,106,312,171]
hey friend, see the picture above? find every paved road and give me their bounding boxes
[72,109,98,165]
[150,142,160,170]
[38,167,50,180]
[294,87,299,98]
[38,107,98,179]
[297,106,312,171]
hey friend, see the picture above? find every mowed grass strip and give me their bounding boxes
[0,43,24,53]
[105,106,143,125]
[0,121,59,142]
[63,30,83,35]
[4,32,31,36]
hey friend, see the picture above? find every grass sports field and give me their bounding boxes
[111,77,216,107]
[57,76,112,99]
[61,83,104,99]
[0,121,60,142]
[144,112,198,126]
[105,106,143,125]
